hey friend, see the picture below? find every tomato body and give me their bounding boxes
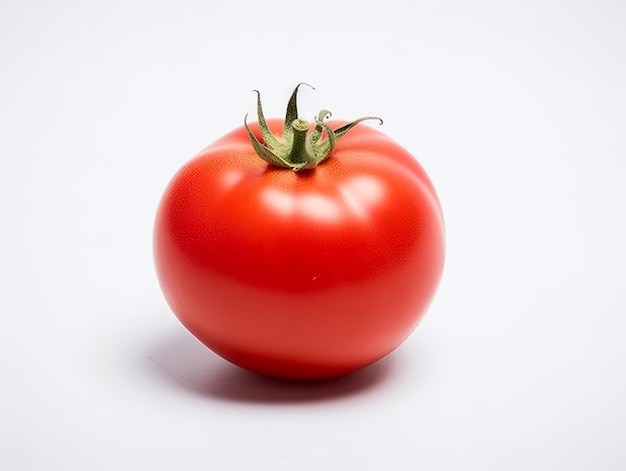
[154,118,445,379]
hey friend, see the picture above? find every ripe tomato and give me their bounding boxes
[154,85,445,380]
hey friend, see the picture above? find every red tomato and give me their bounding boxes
[154,86,445,380]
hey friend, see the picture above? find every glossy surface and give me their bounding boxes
[154,119,445,379]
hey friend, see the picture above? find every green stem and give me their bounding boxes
[244,85,382,171]
[288,119,313,165]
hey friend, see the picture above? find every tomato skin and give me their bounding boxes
[154,118,445,379]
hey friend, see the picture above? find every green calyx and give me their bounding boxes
[244,83,382,171]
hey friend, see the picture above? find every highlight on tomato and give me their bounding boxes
[154,84,445,380]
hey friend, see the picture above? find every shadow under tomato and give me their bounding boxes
[145,328,400,404]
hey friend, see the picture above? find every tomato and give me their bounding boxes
[154,85,445,380]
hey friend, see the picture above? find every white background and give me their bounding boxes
[1,0,625,469]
